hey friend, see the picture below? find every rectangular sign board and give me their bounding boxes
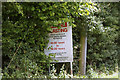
[44,22,73,62]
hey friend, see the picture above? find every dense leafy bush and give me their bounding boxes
[2,2,96,78]
[2,2,119,78]
[73,2,119,75]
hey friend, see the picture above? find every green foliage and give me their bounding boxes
[2,2,96,78]
[48,64,118,78]
[87,2,119,72]
[0,68,3,79]
[87,66,118,78]
[87,27,118,71]
[2,2,119,78]
[73,2,119,75]
[48,64,72,78]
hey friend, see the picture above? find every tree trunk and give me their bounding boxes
[79,26,87,75]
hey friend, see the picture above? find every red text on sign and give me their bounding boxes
[53,28,67,33]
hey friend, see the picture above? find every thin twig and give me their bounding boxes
[6,42,22,69]
[7,28,30,70]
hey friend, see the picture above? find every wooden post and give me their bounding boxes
[79,26,87,75]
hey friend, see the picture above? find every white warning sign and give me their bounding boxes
[44,22,73,62]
